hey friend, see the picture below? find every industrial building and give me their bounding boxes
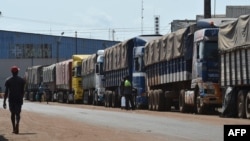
[0,30,120,90]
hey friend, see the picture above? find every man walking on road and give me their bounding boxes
[3,66,26,134]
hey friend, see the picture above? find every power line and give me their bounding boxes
[0,15,171,40]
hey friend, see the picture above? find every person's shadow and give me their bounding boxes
[0,133,36,140]
[18,133,36,135]
[0,135,8,141]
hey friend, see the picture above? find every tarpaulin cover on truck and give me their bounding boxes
[104,36,160,71]
[144,28,188,66]
[219,14,250,52]
[43,64,56,83]
[82,54,97,75]
[55,59,72,89]
[27,65,43,85]
[104,42,122,71]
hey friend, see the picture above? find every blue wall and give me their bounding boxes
[0,30,120,59]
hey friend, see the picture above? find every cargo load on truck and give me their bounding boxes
[25,65,45,101]
[55,59,73,103]
[143,18,229,114]
[103,35,161,108]
[42,64,56,102]
[219,14,250,119]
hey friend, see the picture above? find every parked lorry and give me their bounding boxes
[72,55,91,104]
[219,14,250,119]
[143,19,230,114]
[81,50,105,105]
[42,64,56,101]
[25,65,45,101]
[56,59,73,103]
[103,35,161,108]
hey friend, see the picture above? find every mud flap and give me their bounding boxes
[220,87,237,118]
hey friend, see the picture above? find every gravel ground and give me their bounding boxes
[0,98,249,141]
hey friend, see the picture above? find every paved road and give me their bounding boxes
[22,101,222,141]
[24,102,221,141]
[1,99,249,141]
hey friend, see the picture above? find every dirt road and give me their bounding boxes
[0,99,181,141]
[1,107,165,141]
[0,99,249,141]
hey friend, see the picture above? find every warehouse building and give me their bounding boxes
[0,30,120,90]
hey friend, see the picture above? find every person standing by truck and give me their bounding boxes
[123,76,135,110]
[44,85,50,104]
[37,84,44,102]
[3,66,26,134]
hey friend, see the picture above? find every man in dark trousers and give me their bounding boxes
[123,76,135,110]
[3,66,26,134]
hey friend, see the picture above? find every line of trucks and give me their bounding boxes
[24,15,250,119]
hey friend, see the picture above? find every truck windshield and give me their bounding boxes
[76,66,81,77]
[134,56,144,72]
[96,62,104,75]
[200,41,218,61]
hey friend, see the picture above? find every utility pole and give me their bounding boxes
[75,31,77,54]
[56,32,64,62]
[112,29,115,41]
[204,0,211,18]
[214,0,216,18]
[141,0,144,35]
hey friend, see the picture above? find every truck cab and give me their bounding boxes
[191,28,222,114]
[72,55,90,103]
[133,46,146,108]
[94,50,105,105]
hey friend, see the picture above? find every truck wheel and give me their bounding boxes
[165,91,172,111]
[108,91,112,107]
[158,90,165,111]
[193,86,199,113]
[196,97,205,114]
[111,91,116,108]
[151,91,156,111]
[179,90,187,113]
[237,90,246,118]
[245,91,250,119]
[92,91,95,105]
[148,91,153,110]
[104,91,108,107]
[154,90,159,111]
[66,97,70,104]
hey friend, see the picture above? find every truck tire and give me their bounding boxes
[179,89,187,113]
[108,91,112,107]
[237,90,246,118]
[66,95,70,104]
[245,91,250,119]
[196,97,205,114]
[92,91,95,105]
[154,90,164,111]
[151,90,156,111]
[165,91,172,111]
[66,92,72,104]
[148,91,153,110]
[193,86,199,113]
[104,91,108,107]
[111,91,117,108]
[154,90,159,111]
[158,90,165,111]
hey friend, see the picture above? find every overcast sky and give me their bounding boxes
[0,0,249,41]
